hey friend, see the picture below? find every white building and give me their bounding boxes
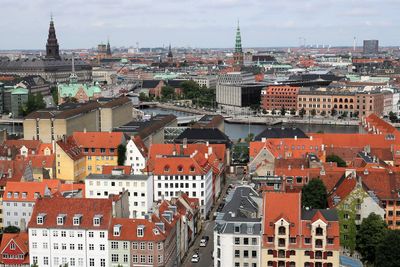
[151,153,214,218]
[125,138,147,174]
[214,186,263,267]
[85,170,153,219]
[28,197,116,267]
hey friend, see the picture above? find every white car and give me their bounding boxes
[200,239,207,247]
[191,253,200,263]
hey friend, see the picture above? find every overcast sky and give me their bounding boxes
[1,0,399,49]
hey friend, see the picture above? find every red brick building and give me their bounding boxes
[0,232,30,266]
[261,86,300,111]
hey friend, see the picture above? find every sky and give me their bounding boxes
[1,0,399,49]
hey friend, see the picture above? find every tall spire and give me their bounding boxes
[106,37,112,56]
[45,15,61,60]
[69,52,78,84]
[233,20,244,67]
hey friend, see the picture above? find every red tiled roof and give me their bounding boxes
[73,132,124,149]
[328,174,357,207]
[0,160,29,184]
[0,232,29,264]
[28,197,112,229]
[25,154,55,169]
[3,140,41,151]
[108,218,166,241]
[3,181,50,202]
[38,143,53,155]
[309,133,396,149]
[56,136,84,161]
[102,166,132,175]
[59,183,85,198]
[133,136,148,158]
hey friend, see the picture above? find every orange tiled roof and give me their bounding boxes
[102,166,131,175]
[3,181,50,202]
[56,136,84,161]
[309,133,396,149]
[0,232,29,256]
[73,132,124,149]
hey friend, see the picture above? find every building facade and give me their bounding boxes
[262,86,300,111]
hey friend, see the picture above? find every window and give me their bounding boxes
[89,258,94,266]
[70,244,75,250]
[61,231,66,237]
[252,238,257,245]
[140,242,146,250]
[157,242,163,250]
[148,242,153,250]
[57,216,64,225]
[243,238,249,245]
[89,231,94,238]
[235,250,240,257]
[10,243,16,250]
[111,254,118,263]
[243,250,249,258]
[140,255,146,263]
[53,243,59,250]
[252,251,257,258]
[78,244,83,250]
[235,237,240,245]
[148,255,153,263]
[73,215,81,226]
[305,238,311,244]
[132,255,138,263]
[137,226,144,237]
[111,242,118,249]
[62,243,66,250]
[37,215,44,224]
[158,255,163,264]
[100,244,105,251]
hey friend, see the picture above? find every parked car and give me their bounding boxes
[200,236,209,247]
[191,253,200,263]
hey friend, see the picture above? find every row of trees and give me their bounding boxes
[260,106,359,118]
[160,80,216,108]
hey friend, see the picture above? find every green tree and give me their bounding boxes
[353,111,359,118]
[320,110,326,116]
[280,106,286,116]
[245,133,254,143]
[161,85,175,100]
[356,213,386,265]
[331,108,337,116]
[22,92,37,116]
[375,230,400,267]
[31,263,39,267]
[342,111,348,118]
[310,109,317,117]
[117,144,126,166]
[139,92,148,101]
[51,87,59,105]
[290,108,296,115]
[299,108,306,118]
[389,111,398,123]
[4,225,20,233]
[326,154,346,167]
[301,179,327,209]
[34,92,46,109]
[271,109,276,115]
[181,80,200,99]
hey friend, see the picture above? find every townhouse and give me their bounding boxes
[3,181,51,229]
[55,136,86,182]
[0,232,29,266]
[85,169,154,219]
[28,196,128,267]
[214,185,263,267]
[72,131,126,175]
[262,191,340,267]
[125,136,148,174]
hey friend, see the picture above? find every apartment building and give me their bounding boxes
[28,197,128,267]
[261,85,300,111]
[85,169,153,219]
[214,185,263,267]
[23,97,132,143]
[3,181,51,229]
[261,191,340,267]
[125,137,148,175]
[72,131,126,175]
[55,136,86,182]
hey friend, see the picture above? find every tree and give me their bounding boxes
[4,225,20,233]
[161,85,175,99]
[353,111,359,118]
[375,230,400,267]
[356,213,386,265]
[22,92,37,116]
[290,108,296,116]
[262,109,267,114]
[280,106,286,116]
[34,92,46,109]
[299,108,306,118]
[301,179,327,209]
[389,111,398,123]
[117,144,126,166]
[139,92,148,101]
[271,109,276,115]
[310,109,316,117]
[331,108,337,117]
[326,154,346,167]
[320,110,326,116]
[51,87,59,105]
[245,133,254,143]
[342,111,348,118]
[31,263,39,267]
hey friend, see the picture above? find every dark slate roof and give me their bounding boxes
[221,186,261,222]
[288,74,343,82]
[175,128,231,145]
[0,57,92,71]
[301,208,339,221]
[86,173,150,181]
[254,127,308,141]
[216,222,262,235]
[165,80,185,88]
[141,80,162,89]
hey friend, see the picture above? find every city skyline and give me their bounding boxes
[1,0,400,50]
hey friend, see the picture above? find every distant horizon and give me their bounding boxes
[1,0,400,50]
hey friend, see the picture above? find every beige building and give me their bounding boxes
[23,97,133,143]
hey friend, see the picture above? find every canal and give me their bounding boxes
[142,107,360,141]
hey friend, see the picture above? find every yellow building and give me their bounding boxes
[55,137,86,182]
[72,131,126,175]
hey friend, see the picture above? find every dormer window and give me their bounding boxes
[7,192,11,198]
[177,165,183,172]
[113,224,121,236]
[22,192,27,199]
[37,213,46,225]
[93,215,103,226]
[57,214,66,225]
[137,225,144,237]
[13,192,19,198]
[164,165,170,172]
[234,225,240,233]
[73,214,82,226]
[153,228,160,235]
[10,243,15,250]
[34,192,40,199]
[190,165,195,172]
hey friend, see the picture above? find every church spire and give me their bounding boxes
[106,38,112,56]
[45,15,61,60]
[233,20,244,67]
[69,52,78,84]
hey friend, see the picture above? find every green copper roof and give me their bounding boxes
[11,87,29,95]
[235,21,242,53]
[58,83,101,98]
